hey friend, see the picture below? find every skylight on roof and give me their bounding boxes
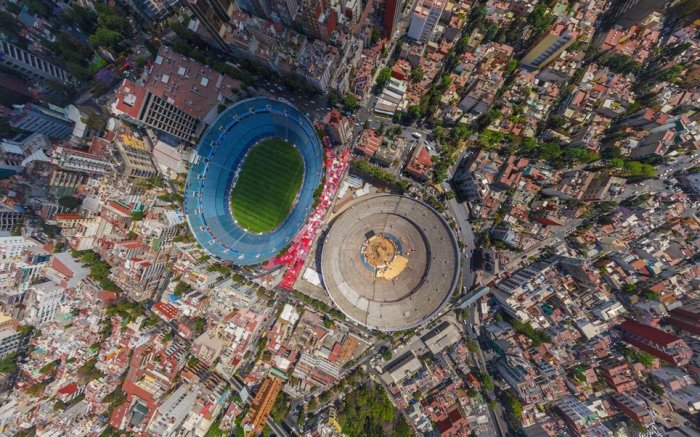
[155,55,163,65]
[162,74,170,84]
[200,77,209,87]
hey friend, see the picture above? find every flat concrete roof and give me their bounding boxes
[320,194,459,331]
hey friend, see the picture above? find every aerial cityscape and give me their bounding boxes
[0,0,699,435]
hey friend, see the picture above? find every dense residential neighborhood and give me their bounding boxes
[0,0,699,436]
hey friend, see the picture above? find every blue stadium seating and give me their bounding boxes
[184,97,324,265]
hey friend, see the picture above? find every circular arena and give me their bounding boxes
[184,97,324,265]
[321,194,460,331]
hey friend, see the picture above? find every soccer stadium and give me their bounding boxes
[184,98,324,265]
[320,194,460,331]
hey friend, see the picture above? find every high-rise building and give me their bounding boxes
[298,0,338,42]
[271,0,299,26]
[111,46,241,142]
[188,0,238,51]
[668,301,700,336]
[12,244,50,293]
[25,281,64,326]
[619,319,693,366]
[520,23,578,69]
[236,0,272,20]
[243,376,282,434]
[322,109,351,145]
[113,133,159,181]
[0,319,23,360]
[10,104,75,140]
[0,202,24,234]
[384,0,402,38]
[406,0,445,43]
[0,40,74,85]
[147,384,199,435]
[111,256,166,301]
[127,0,179,20]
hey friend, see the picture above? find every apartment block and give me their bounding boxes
[384,0,402,38]
[407,0,445,43]
[0,40,73,84]
[243,376,282,435]
[619,319,692,366]
[111,46,241,142]
[10,104,75,140]
[521,23,578,69]
[25,281,64,326]
[0,202,24,234]
[113,133,158,181]
[188,0,238,51]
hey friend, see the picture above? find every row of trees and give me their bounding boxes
[337,383,413,437]
[72,250,122,293]
[349,159,412,193]
[290,289,346,321]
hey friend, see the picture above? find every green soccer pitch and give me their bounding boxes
[230,139,304,233]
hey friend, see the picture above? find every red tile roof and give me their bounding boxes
[405,146,433,178]
[153,302,179,322]
[619,319,680,346]
[117,240,144,250]
[114,80,147,119]
[50,257,74,279]
[146,46,242,120]
[58,382,78,395]
[356,129,382,157]
[55,213,85,220]
[107,200,132,217]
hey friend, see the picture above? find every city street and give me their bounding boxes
[256,80,329,121]
[462,306,508,436]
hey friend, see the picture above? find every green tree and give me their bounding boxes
[376,67,392,89]
[370,28,380,45]
[479,130,504,147]
[528,4,555,35]
[130,211,144,221]
[344,94,358,111]
[610,158,625,168]
[382,348,393,361]
[66,63,90,81]
[173,282,189,297]
[58,196,82,210]
[410,67,424,82]
[481,373,494,391]
[84,113,106,132]
[449,124,471,140]
[89,28,124,51]
[0,354,17,373]
[503,391,523,430]
[504,58,518,76]
[539,142,562,161]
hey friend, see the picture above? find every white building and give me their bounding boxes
[0,40,74,84]
[147,384,199,435]
[0,312,22,359]
[0,236,39,259]
[25,281,64,326]
[407,0,445,43]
